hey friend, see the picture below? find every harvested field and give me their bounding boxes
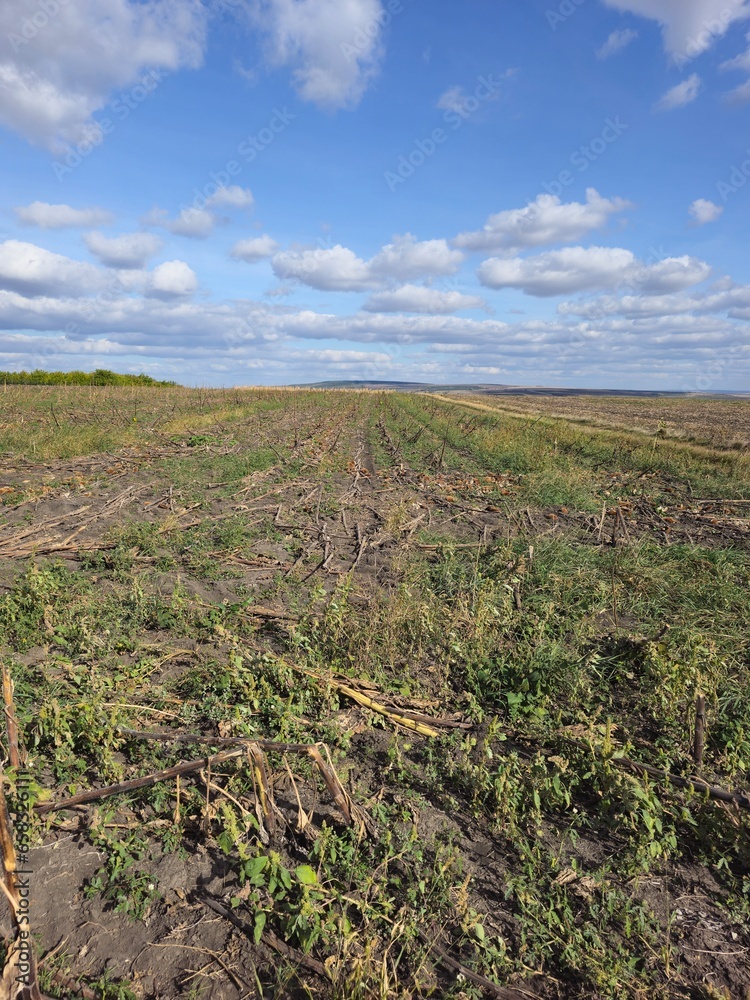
[0,387,749,999]
[453,393,750,451]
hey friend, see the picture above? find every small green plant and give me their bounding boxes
[85,825,160,921]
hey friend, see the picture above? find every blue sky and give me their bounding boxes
[1,0,750,388]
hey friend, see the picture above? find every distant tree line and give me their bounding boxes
[0,369,178,387]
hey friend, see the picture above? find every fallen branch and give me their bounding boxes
[618,756,750,811]
[34,749,244,815]
[198,892,328,978]
[417,929,529,999]
[110,729,359,829]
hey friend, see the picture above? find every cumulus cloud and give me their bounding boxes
[721,32,750,101]
[0,0,207,148]
[689,198,724,224]
[637,256,712,292]
[454,189,631,254]
[231,235,281,262]
[207,186,254,209]
[148,260,198,298]
[0,239,104,297]
[84,231,163,268]
[369,235,463,280]
[721,31,750,72]
[142,188,253,239]
[436,86,470,114]
[0,223,745,388]
[295,348,393,365]
[273,244,373,291]
[272,235,463,291]
[596,28,638,59]
[14,202,114,229]
[364,285,486,314]
[557,281,750,321]
[724,77,750,102]
[478,246,711,296]
[656,74,702,109]
[144,206,216,239]
[601,0,750,61]
[1,268,749,389]
[250,0,385,109]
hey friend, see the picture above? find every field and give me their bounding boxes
[0,386,749,1000]
[449,393,750,452]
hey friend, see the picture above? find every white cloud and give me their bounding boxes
[0,0,206,148]
[0,239,104,297]
[1,272,749,389]
[296,348,392,364]
[721,33,750,101]
[251,0,385,109]
[689,198,724,224]
[557,281,750,321]
[84,231,163,268]
[724,77,750,102]
[0,229,746,388]
[722,31,750,71]
[364,285,486,314]
[478,246,711,297]
[454,189,631,254]
[601,1,750,61]
[637,256,712,292]
[207,186,254,209]
[436,86,469,114]
[143,189,252,239]
[167,209,216,238]
[597,28,638,59]
[370,234,463,280]
[14,202,113,229]
[272,235,463,291]
[273,244,373,291]
[231,235,281,262]
[274,309,513,345]
[148,260,198,298]
[656,73,702,109]
[144,207,216,239]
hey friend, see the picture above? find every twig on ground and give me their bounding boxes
[34,749,244,815]
[417,929,530,999]
[198,892,329,979]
